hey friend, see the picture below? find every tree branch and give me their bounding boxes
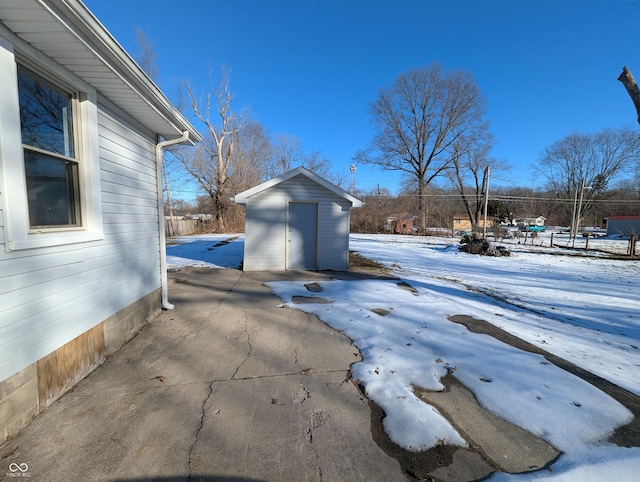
[618,66,640,125]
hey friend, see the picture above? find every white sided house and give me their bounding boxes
[0,0,202,444]
[233,167,362,271]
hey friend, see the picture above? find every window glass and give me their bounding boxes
[17,64,80,228]
[24,150,79,227]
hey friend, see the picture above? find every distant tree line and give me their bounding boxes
[353,63,640,234]
[140,40,640,234]
[348,182,640,234]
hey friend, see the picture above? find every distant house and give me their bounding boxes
[513,216,547,228]
[387,215,417,234]
[606,215,640,237]
[452,213,495,232]
[511,216,547,232]
[0,0,202,444]
[233,167,362,271]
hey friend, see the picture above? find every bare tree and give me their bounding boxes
[447,131,508,230]
[132,27,185,235]
[303,150,332,179]
[134,27,159,84]
[535,128,640,225]
[183,68,241,231]
[355,63,490,232]
[267,134,304,178]
[350,186,396,233]
[265,134,336,182]
[229,119,272,188]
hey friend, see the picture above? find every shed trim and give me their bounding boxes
[233,166,363,207]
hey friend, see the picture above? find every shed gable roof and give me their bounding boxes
[0,0,202,143]
[233,166,363,207]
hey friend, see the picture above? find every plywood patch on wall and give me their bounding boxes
[36,324,105,409]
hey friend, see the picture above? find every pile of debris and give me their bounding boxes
[459,234,510,257]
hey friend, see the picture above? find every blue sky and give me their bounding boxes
[84,0,639,197]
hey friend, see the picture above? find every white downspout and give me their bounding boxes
[156,131,190,309]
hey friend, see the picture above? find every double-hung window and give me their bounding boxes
[18,64,81,229]
[0,33,102,251]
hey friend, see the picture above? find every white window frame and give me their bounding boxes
[0,34,103,251]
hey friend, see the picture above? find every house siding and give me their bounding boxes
[0,197,4,246]
[243,174,351,271]
[0,0,202,447]
[0,102,162,442]
[452,214,495,232]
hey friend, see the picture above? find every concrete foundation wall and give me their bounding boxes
[0,289,161,445]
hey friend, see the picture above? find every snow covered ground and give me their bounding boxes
[166,233,640,480]
[166,234,244,269]
[493,228,634,256]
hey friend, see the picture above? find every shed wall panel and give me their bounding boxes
[0,106,161,383]
[244,203,286,270]
[318,201,350,270]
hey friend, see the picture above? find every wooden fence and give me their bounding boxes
[165,218,202,237]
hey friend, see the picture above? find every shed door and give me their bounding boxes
[287,202,318,270]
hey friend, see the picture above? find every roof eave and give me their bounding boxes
[44,0,202,143]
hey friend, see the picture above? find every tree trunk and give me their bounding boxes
[417,174,427,233]
[212,191,226,232]
[460,197,475,230]
[163,162,175,237]
[618,66,640,125]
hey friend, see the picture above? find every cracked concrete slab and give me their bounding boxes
[190,373,397,481]
[3,267,579,482]
[0,268,403,481]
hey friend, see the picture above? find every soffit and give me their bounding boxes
[0,0,202,143]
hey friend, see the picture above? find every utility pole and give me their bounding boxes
[575,178,586,239]
[571,178,591,248]
[482,165,490,238]
[570,187,578,245]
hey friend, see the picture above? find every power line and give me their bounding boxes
[491,195,640,204]
[386,193,640,203]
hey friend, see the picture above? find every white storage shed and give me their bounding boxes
[233,167,362,271]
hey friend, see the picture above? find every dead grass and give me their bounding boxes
[349,251,388,272]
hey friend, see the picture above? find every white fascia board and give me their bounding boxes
[45,0,202,143]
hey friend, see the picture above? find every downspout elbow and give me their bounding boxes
[156,131,190,310]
